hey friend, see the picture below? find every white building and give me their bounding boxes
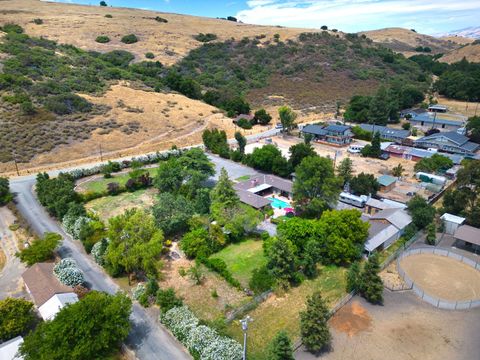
[440,213,466,235]
[38,293,79,321]
[0,336,23,360]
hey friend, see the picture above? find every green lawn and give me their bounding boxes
[235,175,251,182]
[226,265,347,360]
[210,239,266,287]
[80,167,158,193]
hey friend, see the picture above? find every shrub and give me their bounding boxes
[45,93,92,115]
[91,239,109,265]
[95,35,110,43]
[145,52,155,59]
[0,23,24,34]
[236,117,253,129]
[194,33,218,43]
[0,177,13,205]
[33,18,43,25]
[121,34,138,44]
[105,14,113,18]
[249,266,275,293]
[53,259,85,287]
[202,258,241,289]
[99,50,135,67]
[155,16,168,23]
[16,232,62,266]
[156,288,183,312]
[160,306,242,359]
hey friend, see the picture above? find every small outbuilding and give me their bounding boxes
[440,213,466,235]
[0,336,23,360]
[454,225,480,252]
[377,175,397,192]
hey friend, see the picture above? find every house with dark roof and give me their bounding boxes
[414,131,480,156]
[22,263,78,321]
[234,174,293,209]
[363,207,412,253]
[402,109,465,131]
[358,124,410,143]
[301,124,353,146]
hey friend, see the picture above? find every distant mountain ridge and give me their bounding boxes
[435,26,480,40]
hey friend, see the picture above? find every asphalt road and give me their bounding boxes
[9,177,191,360]
[7,152,265,360]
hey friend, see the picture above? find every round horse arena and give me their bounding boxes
[400,253,480,302]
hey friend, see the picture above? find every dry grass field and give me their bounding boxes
[440,43,480,64]
[360,27,460,57]
[0,0,310,65]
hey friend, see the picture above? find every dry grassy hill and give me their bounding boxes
[0,0,310,65]
[360,27,460,58]
[439,36,475,45]
[439,43,480,63]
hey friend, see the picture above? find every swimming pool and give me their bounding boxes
[268,197,291,209]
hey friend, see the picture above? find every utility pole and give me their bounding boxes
[240,315,253,360]
[99,144,104,162]
[13,158,19,176]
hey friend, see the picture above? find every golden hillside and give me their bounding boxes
[0,0,310,65]
[440,43,480,63]
[360,27,460,58]
[439,36,475,45]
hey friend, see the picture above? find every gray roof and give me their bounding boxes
[415,131,480,152]
[454,225,480,246]
[234,174,293,193]
[301,124,328,136]
[236,189,271,209]
[371,208,412,230]
[324,124,351,134]
[409,115,464,126]
[366,198,402,210]
[364,222,400,252]
[358,124,410,139]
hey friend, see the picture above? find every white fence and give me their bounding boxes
[397,247,480,310]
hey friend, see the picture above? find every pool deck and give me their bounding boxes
[268,195,292,218]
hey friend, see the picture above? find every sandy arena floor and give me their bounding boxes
[296,291,480,360]
[400,254,480,301]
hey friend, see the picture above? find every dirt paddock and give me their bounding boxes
[296,291,480,360]
[400,254,480,301]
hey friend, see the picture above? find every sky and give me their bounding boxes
[54,0,480,34]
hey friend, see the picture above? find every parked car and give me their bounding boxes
[348,145,364,154]
[275,123,283,129]
[379,152,390,160]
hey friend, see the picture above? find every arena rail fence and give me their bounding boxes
[397,247,480,310]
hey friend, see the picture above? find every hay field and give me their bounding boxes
[0,0,310,66]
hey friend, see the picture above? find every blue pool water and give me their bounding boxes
[268,197,291,209]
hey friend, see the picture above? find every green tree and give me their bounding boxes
[266,238,296,286]
[99,1,107,6]
[278,106,297,133]
[466,115,480,143]
[414,154,453,173]
[249,266,275,294]
[104,209,163,282]
[156,288,183,312]
[202,129,229,156]
[391,164,404,177]
[210,168,239,218]
[300,291,331,353]
[235,131,247,154]
[349,172,380,196]
[288,142,317,169]
[153,193,194,236]
[36,172,80,219]
[360,253,383,304]
[368,86,390,125]
[0,177,13,205]
[268,330,294,360]
[346,261,362,292]
[16,232,62,266]
[344,95,371,123]
[0,298,36,341]
[426,223,436,245]
[337,158,353,184]
[187,263,205,285]
[19,292,131,360]
[246,145,290,177]
[154,157,184,193]
[180,227,214,258]
[407,195,435,229]
[293,156,342,218]
[254,108,272,125]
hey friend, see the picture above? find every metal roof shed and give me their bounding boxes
[440,213,466,235]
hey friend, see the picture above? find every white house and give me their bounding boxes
[38,293,79,321]
[440,213,466,235]
[0,336,23,360]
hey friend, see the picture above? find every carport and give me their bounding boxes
[453,225,480,254]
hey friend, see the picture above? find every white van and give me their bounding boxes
[348,145,364,154]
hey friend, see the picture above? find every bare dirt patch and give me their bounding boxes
[330,301,372,337]
[161,257,248,321]
[400,253,480,301]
